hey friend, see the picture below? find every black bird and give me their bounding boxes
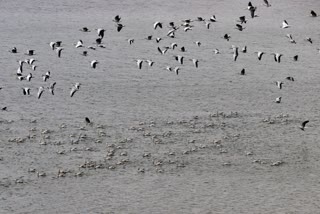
[223,34,231,41]
[117,23,124,32]
[55,41,62,47]
[180,46,186,52]
[209,15,216,22]
[85,117,91,124]
[306,37,313,44]
[311,10,317,17]
[113,15,121,23]
[286,76,294,81]
[22,87,30,95]
[80,27,90,32]
[300,120,309,131]
[97,28,105,39]
[154,22,163,29]
[240,68,245,75]
[238,16,247,24]
[11,47,17,53]
[293,55,298,61]
[235,24,245,31]
[26,50,34,56]
[96,38,102,45]
[146,35,153,40]
[82,51,87,56]
[1,107,7,111]
[263,0,271,7]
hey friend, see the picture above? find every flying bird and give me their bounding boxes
[75,40,83,48]
[127,38,134,45]
[48,82,56,95]
[235,24,245,31]
[80,27,90,32]
[22,87,30,95]
[37,86,44,99]
[26,73,33,81]
[286,76,294,81]
[299,120,309,131]
[286,34,296,43]
[49,42,56,50]
[263,0,271,7]
[117,23,124,32]
[154,22,163,29]
[191,59,199,68]
[113,15,121,23]
[223,34,231,41]
[97,28,105,38]
[174,67,180,75]
[275,97,282,103]
[276,81,283,89]
[238,16,247,24]
[272,53,283,63]
[91,60,99,69]
[174,55,184,64]
[135,59,143,69]
[145,60,154,67]
[56,47,63,58]
[281,20,290,29]
[195,41,201,47]
[255,51,265,60]
[209,15,216,22]
[306,37,313,44]
[157,47,169,55]
[70,86,78,97]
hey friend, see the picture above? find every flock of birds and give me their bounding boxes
[6,0,316,131]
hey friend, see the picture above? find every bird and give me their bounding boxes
[82,51,88,56]
[272,53,283,63]
[11,47,17,53]
[249,5,257,18]
[281,20,290,29]
[171,43,177,50]
[275,97,282,103]
[238,16,247,24]
[113,15,121,23]
[145,35,153,40]
[26,50,34,56]
[135,59,143,69]
[263,0,271,7]
[91,60,99,69]
[22,87,30,95]
[195,41,201,47]
[209,15,216,22]
[49,42,56,50]
[205,22,210,29]
[97,28,105,38]
[2,107,7,111]
[48,82,56,95]
[145,60,154,67]
[195,17,205,21]
[242,46,247,53]
[223,34,231,41]
[255,51,265,60]
[157,47,169,55]
[96,38,102,45]
[85,117,91,124]
[56,47,63,58]
[75,40,83,48]
[232,46,239,61]
[276,81,283,89]
[17,76,25,81]
[293,55,298,61]
[214,49,220,54]
[166,66,172,72]
[116,23,124,32]
[310,10,317,17]
[155,37,162,43]
[180,46,186,52]
[286,34,296,43]
[17,65,23,75]
[174,67,180,75]
[306,37,313,44]
[37,86,44,99]
[42,73,50,82]
[154,22,163,29]
[286,76,294,81]
[235,24,245,31]
[55,41,62,47]
[80,27,90,32]
[26,73,33,81]
[240,68,245,75]
[184,27,192,32]
[299,120,309,131]
[174,55,184,64]
[128,38,134,45]
[191,59,199,68]
[70,86,78,97]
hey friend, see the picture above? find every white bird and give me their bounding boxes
[276,81,283,89]
[184,27,192,32]
[145,60,154,67]
[128,38,134,45]
[255,51,265,60]
[286,34,296,43]
[75,40,83,48]
[49,42,56,50]
[154,22,163,29]
[37,86,44,99]
[70,86,78,97]
[22,87,30,95]
[174,55,184,64]
[209,15,216,22]
[136,59,143,69]
[272,53,283,63]
[214,49,220,54]
[232,46,239,61]
[191,59,199,68]
[42,71,50,82]
[48,82,56,95]
[17,65,23,75]
[281,20,290,29]
[195,41,201,47]
[166,66,172,72]
[97,28,105,38]
[74,82,81,90]
[157,47,169,55]
[26,73,33,81]
[56,47,63,58]
[17,76,25,81]
[275,97,282,103]
[171,43,177,50]
[32,65,37,71]
[28,58,36,65]
[205,22,210,29]
[91,60,99,69]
